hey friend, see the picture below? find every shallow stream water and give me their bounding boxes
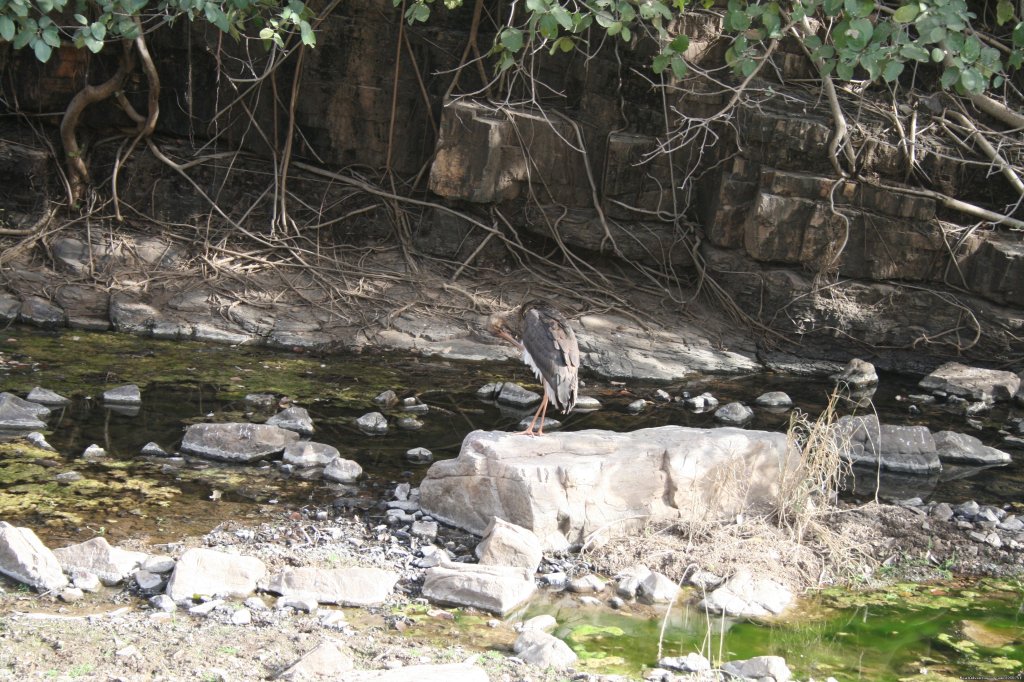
[1,326,1022,680]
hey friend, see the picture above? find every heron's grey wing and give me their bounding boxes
[521,306,580,412]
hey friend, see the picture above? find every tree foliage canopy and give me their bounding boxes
[0,0,316,63]
[399,0,1024,96]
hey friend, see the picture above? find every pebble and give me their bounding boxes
[567,574,606,593]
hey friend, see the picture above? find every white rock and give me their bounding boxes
[721,655,793,681]
[637,571,680,604]
[421,427,797,551]
[659,653,711,672]
[356,412,388,435]
[283,441,339,467]
[230,608,252,625]
[698,569,793,617]
[520,614,558,632]
[422,562,535,615]
[267,406,315,435]
[278,640,354,681]
[165,548,267,602]
[103,384,142,405]
[475,517,543,573]
[324,457,363,483]
[53,536,148,586]
[920,362,1020,402]
[268,566,398,606]
[513,629,578,668]
[615,564,653,598]
[0,522,69,592]
[568,573,606,593]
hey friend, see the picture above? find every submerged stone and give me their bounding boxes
[26,387,70,406]
[920,362,1020,403]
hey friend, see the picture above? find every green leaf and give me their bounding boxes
[727,9,750,30]
[607,19,622,35]
[836,60,855,79]
[670,52,687,78]
[927,26,946,43]
[997,0,1015,25]
[892,4,919,22]
[539,13,558,38]
[36,0,53,12]
[899,43,930,61]
[550,5,573,29]
[299,19,314,45]
[669,34,689,52]
[653,52,671,73]
[740,57,757,76]
[940,65,959,88]
[823,0,843,16]
[33,38,52,62]
[962,34,981,61]
[555,35,574,52]
[91,21,106,40]
[526,0,549,11]
[959,66,984,92]
[258,26,274,40]
[762,10,780,36]
[846,17,873,50]
[13,28,32,49]
[882,58,904,81]
[929,46,943,61]
[83,34,103,52]
[42,24,59,47]
[0,16,14,41]
[499,27,523,52]
[845,0,874,18]
[1014,22,1024,47]
[407,2,430,23]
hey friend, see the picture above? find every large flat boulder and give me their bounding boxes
[420,427,797,551]
[180,423,300,463]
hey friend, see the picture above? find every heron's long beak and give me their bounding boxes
[494,328,523,350]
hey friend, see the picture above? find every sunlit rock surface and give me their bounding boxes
[420,427,798,551]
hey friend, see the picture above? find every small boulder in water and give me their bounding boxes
[833,358,878,387]
[103,384,141,405]
[27,387,70,406]
[714,402,754,425]
[355,412,388,435]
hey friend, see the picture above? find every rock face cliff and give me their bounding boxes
[1,0,1021,368]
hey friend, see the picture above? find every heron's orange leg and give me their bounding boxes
[518,393,549,436]
[535,395,551,435]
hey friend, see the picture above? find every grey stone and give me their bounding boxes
[149,594,177,612]
[356,412,388,435]
[26,387,70,406]
[930,502,954,522]
[920,362,1021,402]
[0,522,68,592]
[283,441,340,467]
[496,382,542,408]
[933,431,1011,465]
[25,431,56,451]
[615,564,652,599]
[626,399,646,413]
[684,392,718,411]
[134,569,163,591]
[278,640,354,681]
[659,653,712,673]
[230,608,252,625]
[568,573,606,593]
[141,442,168,456]
[411,520,439,540]
[397,416,424,431]
[754,391,793,407]
[836,416,941,474]
[165,548,267,602]
[268,566,398,606]
[476,383,501,400]
[721,655,793,681]
[422,562,535,615]
[53,536,148,586]
[244,393,278,410]
[373,390,399,407]
[638,571,680,604]
[103,384,142,405]
[82,444,106,459]
[277,595,318,612]
[698,568,793,617]
[520,614,558,632]
[55,471,83,483]
[0,392,48,429]
[180,423,299,463]
[323,457,363,483]
[513,629,578,668]
[475,518,543,573]
[406,447,433,462]
[573,395,602,411]
[653,389,672,402]
[833,358,879,387]
[714,401,754,425]
[70,569,101,592]
[266,407,314,436]
[20,295,65,328]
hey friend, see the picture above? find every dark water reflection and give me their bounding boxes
[0,327,1021,544]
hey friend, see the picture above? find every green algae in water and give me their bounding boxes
[519,581,1024,680]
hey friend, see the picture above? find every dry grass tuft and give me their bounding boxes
[587,391,877,592]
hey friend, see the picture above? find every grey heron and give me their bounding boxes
[488,300,580,435]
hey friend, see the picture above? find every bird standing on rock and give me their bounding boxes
[488,300,580,436]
